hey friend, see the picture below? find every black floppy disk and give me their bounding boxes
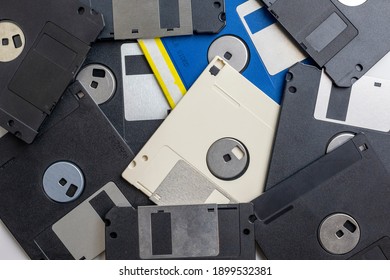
[0,82,150,260]
[76,41,170,154]
[265,63,390,190]
[253,134,390,259]
[0,0,104,143]
[261,0,390,87]
[80,0,226,40]
[105,204,255,260]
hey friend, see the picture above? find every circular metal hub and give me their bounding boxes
[43,162,85,203]
[76,64,116,105]
[206,138,249,181]
[0,21,25,62]
[319,213,360,255]
[326,133,355,154]
[208,35,249,73]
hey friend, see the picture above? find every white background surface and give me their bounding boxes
[0,220,28,260]
[0,260,389,280]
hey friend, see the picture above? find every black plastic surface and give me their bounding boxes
[262,0,390,87]
[78,0,115,40]
[192,0,226,34]
[0,0,104,143]
[105,204,255,260]
[350,237,390,260]
[0,82,151,260]
[253,134,390,259]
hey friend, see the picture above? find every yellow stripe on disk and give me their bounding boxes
[138,38,186,109]
[138,39,176,108]
[155,39,187,97]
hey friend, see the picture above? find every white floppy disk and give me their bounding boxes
[122,57,280,205]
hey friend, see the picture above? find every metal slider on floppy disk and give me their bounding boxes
[112,0,226,40]
[105,204,255,260]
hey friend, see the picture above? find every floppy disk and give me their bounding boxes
[261,0,390,87]
[105,204,255,260]
[140,0,306,106]
[76,41,170,154]
[0,82,150,260]
[253,134,390,259]
[122,57,280,205]
[265,62,390,190]
[0,0,104,143]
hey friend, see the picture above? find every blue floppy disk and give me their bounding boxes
[158,0,307,104]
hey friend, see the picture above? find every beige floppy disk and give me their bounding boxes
[122,57,280,205]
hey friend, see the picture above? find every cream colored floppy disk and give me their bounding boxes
[122,57,280,205]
